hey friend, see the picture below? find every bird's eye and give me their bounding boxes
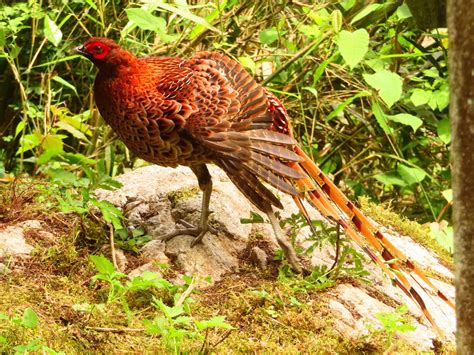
[93,45,103,54]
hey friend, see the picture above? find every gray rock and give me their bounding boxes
[0,225,34,258]
[96,165,455,349]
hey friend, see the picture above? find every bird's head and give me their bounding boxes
[75,37,134,69]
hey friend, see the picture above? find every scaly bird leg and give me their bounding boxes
[162,164,216,246]
[266,206,303,273]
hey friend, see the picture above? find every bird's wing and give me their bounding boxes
[182,52,304,208]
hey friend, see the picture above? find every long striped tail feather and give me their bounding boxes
[262,87,454,337]
[292,146,454,338]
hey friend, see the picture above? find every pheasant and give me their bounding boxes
[75,37,454,337]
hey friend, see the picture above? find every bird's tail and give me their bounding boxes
[263,88,454,338]
[290,146,454,338]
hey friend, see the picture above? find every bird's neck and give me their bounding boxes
[95,49,138,77]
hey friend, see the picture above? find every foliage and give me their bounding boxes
[372,304,417,349]
[0,0,451,253]
[88,255,233,354]
[0,308,64,354]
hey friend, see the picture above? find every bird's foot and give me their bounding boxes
[161,219,217,247]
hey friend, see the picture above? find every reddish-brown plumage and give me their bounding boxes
[76,38,454,337]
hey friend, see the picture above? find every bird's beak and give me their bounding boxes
[74,45,90,58]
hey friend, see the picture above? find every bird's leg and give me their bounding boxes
[162,164,216,246]
[266,206,303,273]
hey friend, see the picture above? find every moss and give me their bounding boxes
[0,184,442,353]
[359,196,453,268]
[166,186,201,206]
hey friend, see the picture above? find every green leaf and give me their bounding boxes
[396,3,413,20]
[298,24,320,39]
[0,27,5,47]
[259,28,279,45]
[371,101,393,135]
[350,3,382,24]
[37,134,65,165]
[44,16,62,46]
[363,70,403,108]
[336,29,369,69]
[90,255,116,275]
[189,0,227,39]
[52,75,78,96]
[154,2,220,33]
[433,85,450,111]
[125,8,166,32]
[326,91,371,121]
[386,113,423,132]
[16,133,41,155]
[442,189,453,203]
[374,173,406,186]
[397,164,427,185]
[21,308,39,329]
[437,118,451,144]
[238,56,256,75]
[410,89,431,106]
[331,9,343,33]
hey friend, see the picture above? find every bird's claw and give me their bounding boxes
[161,219,216,246]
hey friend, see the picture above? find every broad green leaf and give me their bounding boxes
[125,8,166,32]
[410,89,431,106]
[37,134,65,165]
[387,113,423,132]
[363,70,403,108]
[337,29,369,69]
[371,101,393,134]
[16,133,41,155]
[44,16,62,46]
[437,118,451,144]
[22,308,39,329]
[154,2,220,33]
[429,221,453,253]
[432,85,450,111]
[298,24,320,39]
[350,3,382,24]
[442,189,453,203]
[90,255,116,274]
[398,164,426,185]
[238,56,256,74]
[374,173,406,186]
[56,121,89,142]
[396,3,412,20]
[341,0,356,11]
[259,28,279,45]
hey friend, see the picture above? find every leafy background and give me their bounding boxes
[0,1,451,246]
[0,0,454,353]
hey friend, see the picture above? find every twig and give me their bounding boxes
[328,225,341,274]
[175,277,195,307]
[262,33,331,86]
[85,326,145,333]
[109,223,118,270]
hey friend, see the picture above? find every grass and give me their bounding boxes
[0,180,454,353]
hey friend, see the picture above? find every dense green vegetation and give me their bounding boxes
[0,0,452,236]
[0,0,453,352]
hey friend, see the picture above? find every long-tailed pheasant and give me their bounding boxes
[75,37,454,337]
